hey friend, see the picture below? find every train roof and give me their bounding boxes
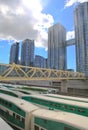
[32,109,88,130]
[13,88,41,94]
[0,94,39,113]
[23,94,88,108]
[0,117,13,130]
[45,94,88,102]
[0,87,26,97]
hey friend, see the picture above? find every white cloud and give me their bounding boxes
[66,30,75,40]
[64,0,88,8]
[0,0,54,49]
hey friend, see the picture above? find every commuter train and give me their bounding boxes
[22,94,88,117]
[0,93,88,130]
[0,93,39,130]
[0,87,26,98]
[1,87,88,103]
[0,87,40,97]
[44,94,88,103]
[0,88,88,117]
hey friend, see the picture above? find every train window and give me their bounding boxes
[34,125,39,130]
[9,103,12,107]
[16,115,20,120]
[50,102,53,105]
[70,107,75,111]
[5,102,8,106]
[2,100,4,104]
[78,109,85,113]
[13,113,15,117]
[6,110,9,115]
[44,119,47,124]
[55,103,61,107]
[22,118,25,123]
[64,126,72,130]
[63,105,68,109]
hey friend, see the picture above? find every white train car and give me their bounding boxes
[0,93,88,130]
[0,93,39,130]
[31,109,88,130]
[45,94,88,103]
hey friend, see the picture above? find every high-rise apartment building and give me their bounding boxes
[74,2,88,76]
[21,39,34,66]
[48,23,66,70]
[34,55,46,68]
[9,42,19,64]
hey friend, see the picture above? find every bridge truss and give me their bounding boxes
[0,63,86,81]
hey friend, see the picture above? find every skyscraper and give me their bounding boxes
[21,39,34,66]
[48,23,66,70]
[74,2,88,76]
[34,55,46,68]
[9,42,19,64]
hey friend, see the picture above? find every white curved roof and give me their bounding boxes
[27,94,88,108]
[0,117,13,130]
[32,109,88,130]
[45,94,88,102]
[0,94,39,113]
[0,87,26,97]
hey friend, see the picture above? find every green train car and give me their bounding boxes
[44,94,88,103]
[0,88,26,98]
[0,88,88,117]
[22,94,88,117]
[0,93,39,130]
[31,109,88,130]
[0,94,88,130]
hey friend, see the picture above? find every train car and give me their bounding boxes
[31,109,88,130]
[0,94,88,130]
[44,94,88,103]
[22,94,88,117]
[0,93,39,130]
[0,117,14,130]
[0,87,26,98]
[1,88,88,117]
[13,88,41,95]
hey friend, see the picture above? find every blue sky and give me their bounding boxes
[0,0,86,70]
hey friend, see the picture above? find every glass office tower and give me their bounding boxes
[48,23,66,70]
[10,42,19,64]
[21,39,34,66]
[74,2,88,76]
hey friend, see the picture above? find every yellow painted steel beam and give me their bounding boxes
[0,63,86,81]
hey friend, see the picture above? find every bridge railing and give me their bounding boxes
[0,63,86,81]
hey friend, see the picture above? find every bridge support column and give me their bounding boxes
[60,80,68,93]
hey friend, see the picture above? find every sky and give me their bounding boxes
[0,0,88,70]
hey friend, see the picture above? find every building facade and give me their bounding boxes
[48,23,66,70]
[74,2,88,76]
[34,55,46,68]
[21,39,34,66]
[9,42,19,64]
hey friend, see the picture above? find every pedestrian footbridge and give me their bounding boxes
[0,63,86,81]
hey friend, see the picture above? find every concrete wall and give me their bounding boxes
[3,79,88,96]
[66,80,88,89]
